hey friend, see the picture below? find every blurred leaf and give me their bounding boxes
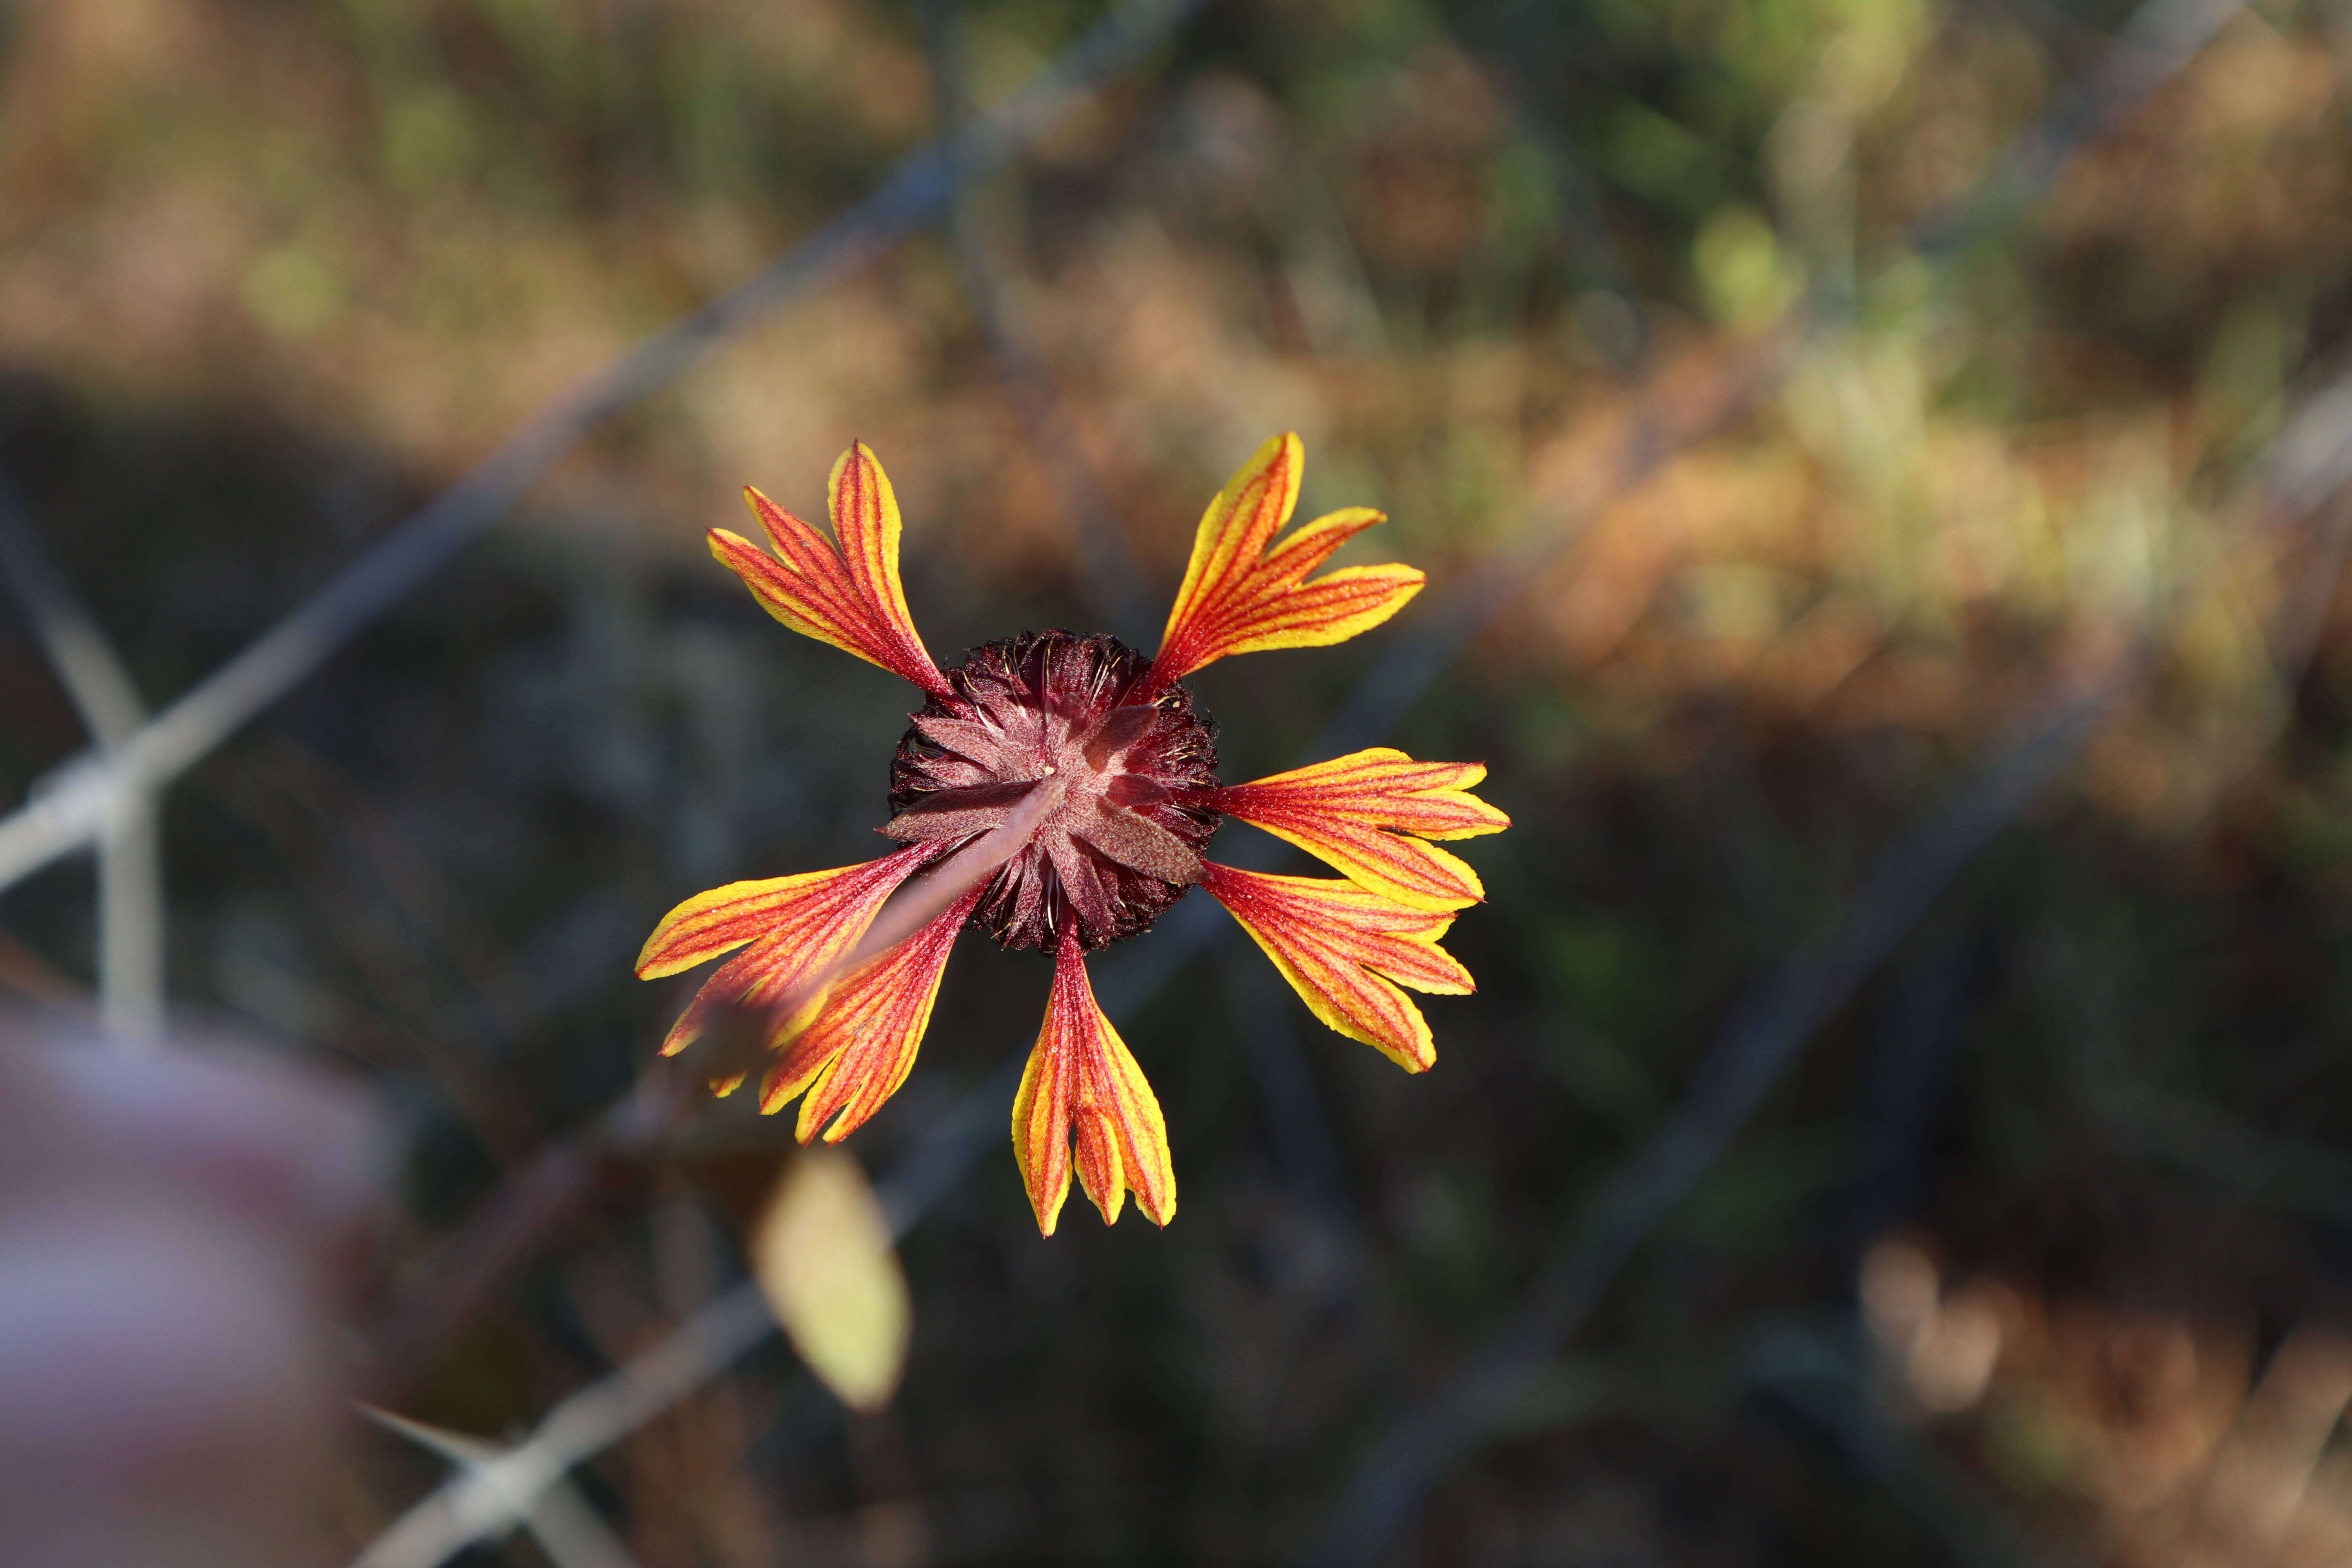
[750,1149,910,1413]
[1695,204,1803,328]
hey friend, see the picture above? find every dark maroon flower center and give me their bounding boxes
[884,630,1220,954]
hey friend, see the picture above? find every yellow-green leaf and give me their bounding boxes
[748,1149,910,1412]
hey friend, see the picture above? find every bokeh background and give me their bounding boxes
[9,0,2352,1561]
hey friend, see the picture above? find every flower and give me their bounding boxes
[637,434,1508,1235]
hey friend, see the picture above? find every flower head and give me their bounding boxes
[638,433,1508,1235]
[884,629,1219,953]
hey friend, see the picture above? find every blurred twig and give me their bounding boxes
[0,475,144,747]
[361,1409,649,1568]
[1915,0,2247,254]
[370,1065,686,1385]
[1225,953,1365,1245]
[0,470,162,1042]
[0,0,1209,899]
[1479,0,1654,371]
[353,1289,776,1568]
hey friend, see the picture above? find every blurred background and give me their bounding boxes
[7,0,2352,1561]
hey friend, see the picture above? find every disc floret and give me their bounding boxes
[882,631,1218,954]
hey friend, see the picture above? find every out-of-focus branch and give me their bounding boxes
[0,476,145,748]
[2252,354,2352,679]
[352,1287,775,1568]
[94,794,163,1043]
[361,1410,648,1568]
[1917,0,2248,253]
[0,0,1209,901]
[0,472,163,1043]
[367,1066,688,1386]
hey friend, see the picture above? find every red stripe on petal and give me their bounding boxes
[760,885,982,1142]
[1241,815,1483,911]
[710,523,870,666]
[641,845,943,1060]
[1147,436,1423,689]
[1011,943,1176,1236]
[828,443,950,694]
[1009,1026,1073,1236]
[1213,748,1510,910]
[1160,434,1300,662]
[710,442,950,694]
[637,846,935,977]
[1212,564,1424,660]
[1200,863,1472,1073]
[744,492,878,638]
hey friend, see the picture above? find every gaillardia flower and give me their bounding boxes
[636,434,1507,1235]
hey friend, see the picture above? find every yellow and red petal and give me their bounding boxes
[710,442,950,695]
[825,442,937,687]
[760,885,983,1143]
[1210,748,1511,911]
[639,844,942,1056]
[1146,433,1425,690]
[1010,942,1176,1236]
[1199,863,1472,1073]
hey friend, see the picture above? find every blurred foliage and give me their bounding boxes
[9,0,2352,1561]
